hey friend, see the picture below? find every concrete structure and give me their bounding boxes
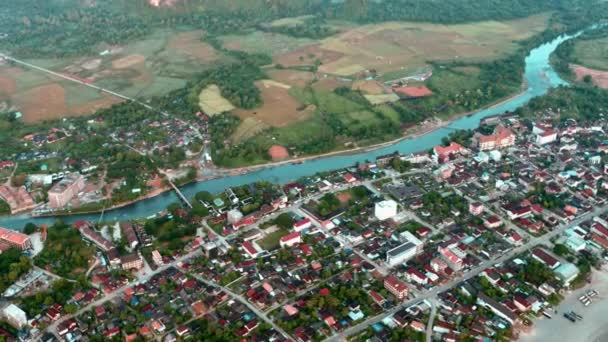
[152,250,163,266]
[554,262,580,286]
[48,173,85,209]
[120,222,140,250]
[121,253,143,271]
[374,200,398,221]
[531,248,561,269]
[439,246,465,271]
[534,128,557,145]
[75,221,113,252]
[0,227,31,250]
[476,292,518,324]
[3,304,27,329]
[386,231,423,266]
[477,126,515,151]
[279,232,301,248]
[469,202,484,216]
[384,275,408,300]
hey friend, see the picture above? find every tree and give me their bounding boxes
[275,213,294,229]
[22,223,37,234]
[11,174,27,187]
[64,303,77,314]
[553,243,569,256]
[583,75,593,84]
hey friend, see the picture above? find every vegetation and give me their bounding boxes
[515,85,608,121]
[0,248,31,294]
[34,221,95,279]
[18,279,79,317]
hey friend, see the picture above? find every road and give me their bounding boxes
[426,298,437,342]
[325,203,608,341]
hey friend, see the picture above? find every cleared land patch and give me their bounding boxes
[266,69,315,88]
[233,81,314,127]
[198,84,235,116]
[572,64,608,89]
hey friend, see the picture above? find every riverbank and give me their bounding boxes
[519,266,608,342]
[212,87,528,178]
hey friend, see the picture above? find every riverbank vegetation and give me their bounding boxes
[0,248,31,294]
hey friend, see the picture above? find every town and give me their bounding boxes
[3,110,608,342]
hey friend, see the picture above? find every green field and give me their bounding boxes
[573,37,608,71]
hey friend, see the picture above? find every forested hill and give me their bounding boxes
[0,0,604,58]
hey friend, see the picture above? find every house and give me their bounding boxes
[554,262,580,286]
[120,253,143,271]
[476,292,519,324]
[484,216,503,229]
[405,268,429,285]
[279,232,301,248]
[531,248,561,269]
[476,126,516,151]
[439,246,464,271]
[504,205,532,220]
[433,142,467,163]
[469,202,484,216]
[535,128,557,145]
[242,242,259,258]
[120,222,140,250]
[293,218,312,232]
[384,275,409,300]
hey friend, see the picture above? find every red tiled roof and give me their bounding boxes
[393,85,433,97]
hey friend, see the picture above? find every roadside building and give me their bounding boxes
[469,202,484,216]
[121,253,143,271]
[120,222,140,250]
[554,262,580,286]
[280,232,301,248]
[48,173,85,209]
[531,248,561,269]
[384,275,409,300]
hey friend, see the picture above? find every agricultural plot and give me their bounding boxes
[572,36,608,71]
[269,13,549,76]
[1,28,221,123]
[198,84,235,116]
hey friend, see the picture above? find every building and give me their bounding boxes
[554,262,580,286]
[476,126,515,151]
[74,221,113,252]
[476,292,518,324]
[439,246,465,271]
[433,142,467,163]
[374,200,398,221]
[121,253,144,271]
[2,304,27,329]
[152,250,163,266]
[280,232,301,248]
[531,248,561,269]
[386,232,423,266]
[120,222,140,250]
[0,227,31,250]
[384,275,409,300]
[48,173,85,209]
[534,128,557,145]
[469,202,484,216]
[293,218,312,232]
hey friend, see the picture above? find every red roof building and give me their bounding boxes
[384,275,409,300]
[476,126,515,151]
[279,232,301,248]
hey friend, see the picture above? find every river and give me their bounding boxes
[0,30,583,229]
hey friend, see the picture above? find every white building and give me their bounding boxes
[534,128,557,145]
[227,209,244,224]
[386,232,423,266]
[3,304,27,329]
[375,200,398,221]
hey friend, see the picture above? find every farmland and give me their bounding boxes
[571,36,608,72]
[0,28,223,123]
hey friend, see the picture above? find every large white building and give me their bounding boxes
[3,304,27,329]
[386,231,423,267]
[375,200,398,221]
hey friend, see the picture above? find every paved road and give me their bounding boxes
[325,203,608,341]
[426,298,437,342]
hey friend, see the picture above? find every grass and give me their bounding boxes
[219,31,314,56]
[257,228,289,250]
[573,37,608,71]
[0,199,10,215]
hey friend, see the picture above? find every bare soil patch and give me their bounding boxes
[112,54,146,69]
[572,64,608,88]
[352,80,386,95]
[13,84,68,123]
[273,44,344,68]
[233,81,314,127]
[198,84,235,116]
[267,69,314,88]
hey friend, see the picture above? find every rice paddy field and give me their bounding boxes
[572,36,608,71]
